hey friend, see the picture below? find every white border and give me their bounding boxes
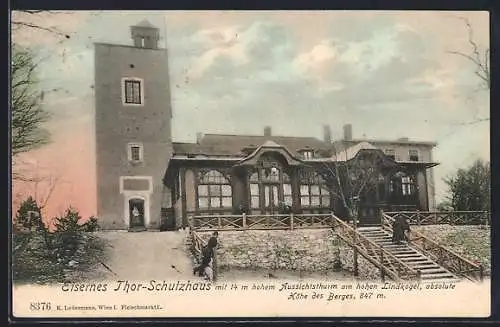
[119,176,153,228]
[127,142,144,163]
[121,77,145,107]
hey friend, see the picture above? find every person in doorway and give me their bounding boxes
[193,231,219,277]
[132,206,140,224]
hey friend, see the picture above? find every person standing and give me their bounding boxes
[193,231,218,277]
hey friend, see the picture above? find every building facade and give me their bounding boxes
[94,21,439,230]
[94,20,173,230]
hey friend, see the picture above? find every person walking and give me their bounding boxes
[193,231,218,277]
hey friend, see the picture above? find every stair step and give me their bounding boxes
[391,251,419,255]
[419,268,449,274]
[399,257,429,262]
[421,273,456,280]
[411,262,439,268]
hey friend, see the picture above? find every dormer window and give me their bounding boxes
[301,150,314,160]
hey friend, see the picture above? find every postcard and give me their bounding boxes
[10,10,491,319]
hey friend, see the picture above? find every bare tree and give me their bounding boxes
[446,16,490,126]
[448,17,490,91]
[319,141,388,226]
[11,11,71,171]
[11,46,50,156]
[11,10,71,39]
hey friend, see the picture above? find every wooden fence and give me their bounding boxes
[381,213,483,282]
[383,211,490,226]
[332,214,421,281]
[188,213,335,231]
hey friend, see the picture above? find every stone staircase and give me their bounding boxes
[357,227,458,281]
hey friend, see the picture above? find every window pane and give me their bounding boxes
[250,183,259,195]
[284,195,293,206]
[130,146,140,161]
[265,187,270,206]
[133,82,140,103]
[300,185,309,195]
[198,197,209,208]
[311,196,320,206]
[322,196,330,207]
[198,185,208,196]
[222,197,232,208]
[301,196,310,206]
[221,184,232,196]
[272,186,279,206]
[251,196,260,208]
[125,82,133,102]
[283,173,290,182]
[210,197,220,208]
[249,172,259,182]
[209,185,221,196]
[321,187,330,196]
[283,184,292,195]
[310,185,320,195]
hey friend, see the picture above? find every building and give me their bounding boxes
[94,21,439,230]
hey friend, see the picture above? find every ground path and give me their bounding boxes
[96,230,195,280]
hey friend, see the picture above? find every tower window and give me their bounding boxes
[127,143,144,163]
[124,80,141,104]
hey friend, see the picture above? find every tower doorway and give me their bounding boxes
[129,198,145,228]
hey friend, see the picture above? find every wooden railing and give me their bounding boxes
[381,212,483,282]
[331,214,421,282]
[188,213,334,231]
[383,211,490,226]
[189,230,218,281]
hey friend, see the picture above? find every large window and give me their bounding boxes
[122,78,144,105]
[299,170,330,208]
[197,170,232,209]
[248,166,292,209]
[401,176,415,195]
[249,172,260,209]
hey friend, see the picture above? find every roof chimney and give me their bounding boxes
[323,125,332,144]
[196,132,203,144]
[343,124,353,141]
[264,126,272,137]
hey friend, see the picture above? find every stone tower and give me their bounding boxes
[94,20,173,230]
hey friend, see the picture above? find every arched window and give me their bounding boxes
[391,172,416,197]
[197,170,232,209]
[300,170,330,208]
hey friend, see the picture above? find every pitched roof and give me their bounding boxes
[134,19,157,28]
[333,141,378,161]
[172,134,332,157]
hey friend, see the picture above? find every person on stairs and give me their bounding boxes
[193,231,218,277]
[392,216,410,244]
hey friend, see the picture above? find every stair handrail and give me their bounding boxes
[331,214,421,281]
[381,211,483,282]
